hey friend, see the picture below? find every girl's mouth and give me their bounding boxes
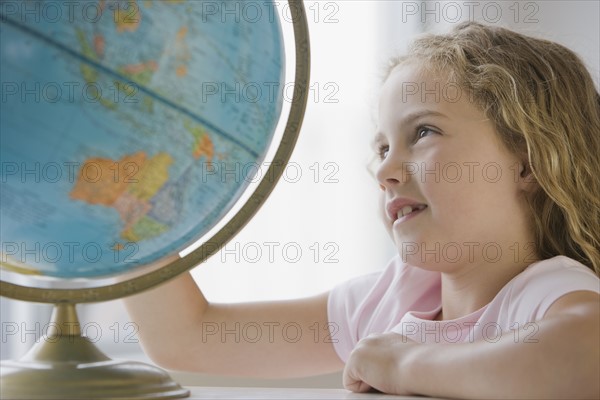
[394,204,427,225]
[396,204,427,219]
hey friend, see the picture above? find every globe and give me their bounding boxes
[0,1,310,399]
[1,0,287,278]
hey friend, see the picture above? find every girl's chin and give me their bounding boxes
[392,232,428,248]
[399,252,474,273]
[397,255,459,272]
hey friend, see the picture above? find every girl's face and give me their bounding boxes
[375,63,535,271]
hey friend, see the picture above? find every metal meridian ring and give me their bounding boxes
[0,0,311,304]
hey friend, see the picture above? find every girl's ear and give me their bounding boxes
[517,161,538,192]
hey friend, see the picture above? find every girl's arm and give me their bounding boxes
[344,290,599,399]
[123,272,344,378]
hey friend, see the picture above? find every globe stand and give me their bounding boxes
[0,303,189,399]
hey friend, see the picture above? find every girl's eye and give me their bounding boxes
[416,126,437,141]
[377,144,389,160]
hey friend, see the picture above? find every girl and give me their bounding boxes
[125,22,600,399]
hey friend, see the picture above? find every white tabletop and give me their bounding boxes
[186,386,447,399]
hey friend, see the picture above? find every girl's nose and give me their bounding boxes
[376,153,411,190]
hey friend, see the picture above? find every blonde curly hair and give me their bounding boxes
[385,22,600,275]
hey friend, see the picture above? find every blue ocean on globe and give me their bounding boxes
[0,0,285,278]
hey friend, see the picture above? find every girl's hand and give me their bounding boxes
[342,332,420,395]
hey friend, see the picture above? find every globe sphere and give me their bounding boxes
[1,0,286,281]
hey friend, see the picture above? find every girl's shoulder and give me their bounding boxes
[506,255,599,301]
[493,256,599,323]
[518,255,599,284]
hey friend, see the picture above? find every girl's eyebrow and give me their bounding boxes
[372,131,386,149]
[372,109,448,146]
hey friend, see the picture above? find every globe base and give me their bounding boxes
[0,303,189,400]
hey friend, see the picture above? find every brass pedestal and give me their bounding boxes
[0,304,189,399]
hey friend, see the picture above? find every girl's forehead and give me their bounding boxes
[383,62,451,97]
[377,64,487,128]
[380,65,448,113]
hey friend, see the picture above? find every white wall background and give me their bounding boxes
[2,0,598,389]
